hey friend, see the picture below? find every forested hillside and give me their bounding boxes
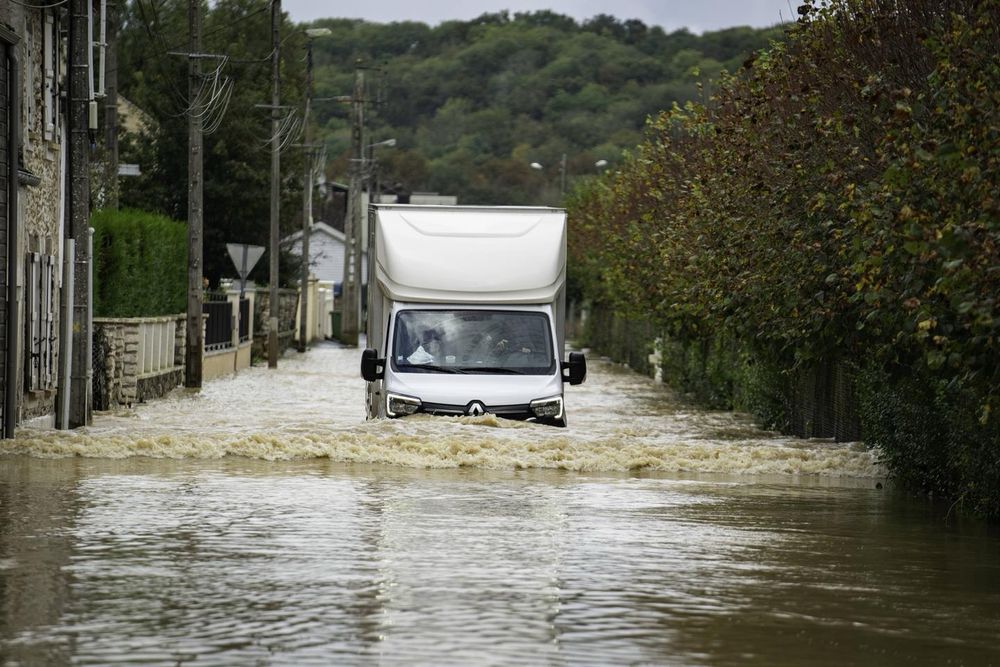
[115,2,782,284]
[309,12,783,205]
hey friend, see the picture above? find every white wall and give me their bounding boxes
[286,223,366,286]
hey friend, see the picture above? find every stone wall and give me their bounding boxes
[252,288,299,360]
[137,369,184,404]
[93,315,185,409]
[4,5,69,429]
[94,301,255,410]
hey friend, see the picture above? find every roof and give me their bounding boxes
[281,221,345,245]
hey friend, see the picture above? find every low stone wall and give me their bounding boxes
[94,315,185,409]
[137,368,184,404]
[94,294,255,410]
[252,288,299,360]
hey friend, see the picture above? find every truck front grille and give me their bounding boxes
[419,402,534,421]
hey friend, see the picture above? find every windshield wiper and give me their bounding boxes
[458,366,526,374]
[402,363,464,374]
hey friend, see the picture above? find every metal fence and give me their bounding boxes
[204,294,252,351]
[586,306,863,442]
[203,292,233,351]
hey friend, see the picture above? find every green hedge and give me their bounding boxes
[92,208,187,317]
[857,365,1000,517]
[568,0,999,518]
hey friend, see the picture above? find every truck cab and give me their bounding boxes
[360,205,585,427]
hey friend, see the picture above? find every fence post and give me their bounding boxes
[229,291,239,350]
[153,321,162,373]
[168,319,177,368]
[247,291,255,341]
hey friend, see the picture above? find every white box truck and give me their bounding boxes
[360,204,586,427]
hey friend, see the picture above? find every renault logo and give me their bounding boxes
[467,402,486,416]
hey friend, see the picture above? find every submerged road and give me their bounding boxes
[5,341,878,474]
[1,342,998,665]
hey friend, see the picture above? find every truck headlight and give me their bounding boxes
[530,396,563,420]
[386,393,421,417]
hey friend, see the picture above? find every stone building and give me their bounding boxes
[1,2,71,434]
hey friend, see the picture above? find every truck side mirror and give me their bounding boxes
[361,348,385,381]
[562,352,587,385]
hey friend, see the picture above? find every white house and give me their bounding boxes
[283,221,367,290]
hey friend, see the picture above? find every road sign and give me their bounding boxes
[226,243,265,297]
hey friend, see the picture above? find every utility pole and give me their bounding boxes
[185,0,204,388]
[298,148,311,352]
[268,0,281,368]
[340,67,364,347]
[298,34,316,353]
[69,0,92,427]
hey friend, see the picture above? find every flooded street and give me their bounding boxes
[1,342,998,665]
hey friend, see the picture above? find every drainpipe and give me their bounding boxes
[5,43,21,438]
[97,0,107,98]
[88,226,94,394]
[58,240,75,429]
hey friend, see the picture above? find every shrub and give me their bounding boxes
[857,365,1000,518]
[91,208,187,317]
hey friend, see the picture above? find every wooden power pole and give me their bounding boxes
[185,0,204,388]
[340,67,364,347]
[69,0,92,427]
[298,38,314,354]
[268,0,281,367]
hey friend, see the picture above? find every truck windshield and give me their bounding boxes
[392,310,556,375]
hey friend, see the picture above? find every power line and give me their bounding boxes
[133,0,189,109]
[131,0,274,115]
[129,0,273,59]
[8,0,68,8]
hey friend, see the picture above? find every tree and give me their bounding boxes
[117,0,306,285]
[305,10,782,204]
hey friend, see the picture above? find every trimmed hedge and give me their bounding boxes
[856,366,1000,517]
[91,208,187,317]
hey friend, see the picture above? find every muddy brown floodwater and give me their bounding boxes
[1,341,997,665]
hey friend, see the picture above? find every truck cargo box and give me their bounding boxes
[369,205,566,304]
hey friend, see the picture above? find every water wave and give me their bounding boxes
[1,344,882,477]
[2,416,880,477]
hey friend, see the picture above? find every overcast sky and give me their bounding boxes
[282,0,796,33]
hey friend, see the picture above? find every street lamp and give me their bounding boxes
[529,154,567,196]
[298,27,331,354]
[366,138,396,205]
[559,153,567,195]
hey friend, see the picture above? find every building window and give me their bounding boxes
[43,12,56,141]
[24,252,56,391]
[22,15,34,150]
